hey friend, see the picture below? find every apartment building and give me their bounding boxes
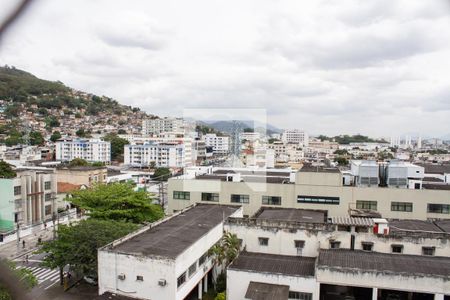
[203,134,230,154]
[225,207,450,300]
[0,168,56,232]
[282,129,309,146]
[124,142,188,168]
[142,118,185,135]
[55,138,111,163]
[98,204,242,300]
[167,166,450,220]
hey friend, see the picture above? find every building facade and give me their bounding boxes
[282,129,309,146]
[0,168,57,232]
[55,138,111,163]
[203,134,230,154]
[124,142,187,168]
[142,118,185,135]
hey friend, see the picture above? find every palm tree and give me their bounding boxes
[208,232,241,288]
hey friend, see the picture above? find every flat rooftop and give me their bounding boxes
[229,251,315,277]
[318,249,450,278]
[195,174,291,184]
[253,207,327,223]
[299,166,341,173]
[213,169,291,177]
[110,204,240,258]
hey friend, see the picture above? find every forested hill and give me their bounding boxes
[0,65,142,116]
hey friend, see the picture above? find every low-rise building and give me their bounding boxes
[203,134,230,155]
[98,204,242,300]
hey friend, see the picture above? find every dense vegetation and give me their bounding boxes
[0,260,37,300]
[318,134,388,144]
[0,161,16,178]
[70,183,164,223]
[103,133,129,161]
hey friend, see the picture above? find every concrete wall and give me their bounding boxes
[56,168,107,186]
[227,269,318,300]
[168,177,450,220]
[225,222,450,257]
[98,251,176,300]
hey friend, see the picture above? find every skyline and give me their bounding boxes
[1,0,450,137]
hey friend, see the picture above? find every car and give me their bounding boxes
[83,275,98,286]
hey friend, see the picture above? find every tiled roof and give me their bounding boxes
[318,249,450,278]
[229,251,315,277]
[388,219,443,233]
[57,182,82,193]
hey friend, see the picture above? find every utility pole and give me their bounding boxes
[16,222,20,252]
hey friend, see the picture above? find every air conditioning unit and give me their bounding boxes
[117,274,126,280]
[158,279,167,286]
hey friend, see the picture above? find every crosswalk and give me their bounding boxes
[19,265,60,284]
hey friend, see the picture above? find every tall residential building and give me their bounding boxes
[0,168,57,233]
[203,134,230,154]
[124,142,187,168]
[55,138,111,163]
[142,118,185,135]
[281,129,309,146]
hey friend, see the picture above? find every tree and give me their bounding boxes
[0,161,16,178]
[70,183,164,223]
[334,157,349,166]
[75,128,87,137]
[39,219,137,283]
[153,167,171,181]
[45,116,60,128]
[268,138,279,144]
[243,127,254,133]
[29,131,44,145]
[50,131,62,142]
[215,292,226,300]
[0,260,37,299]
[117,129,127,134]
[68,158,90,167]
[209,232,240,287]
[103,133,129,161]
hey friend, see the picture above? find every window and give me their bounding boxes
[427,204,450,214]
[173,191,190,200]
[356,200,377,210]
[391,202,413,212]
[45,205,52,215]
[329,240,340,249]
[391,244,403,253]
[136,275,144,281]
[177,272,186,288]
[231,194,249,204]
[201,193,219,202]
[188,262,197,277]
[199,252,208,266]
[44,181,51,190]
[297,195,339,205]
[288,291,312,300]
[258,237,269,246]
[45,193,52,201]
[422,247,435,256]
[362,242,373,251]
[14,186,21,196]
[262,196,281,205]
[294,240,305,255]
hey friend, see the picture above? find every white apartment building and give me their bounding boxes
[240,132,261,142]
[55,138,111,163]
[225,207,450,300]
[0,168,57,232]
[124,142,188,168]
[142,118,185,135]
[167,166,450,220]
[98,204,242,300]
[203,134,230,154]
[282,129,309,146]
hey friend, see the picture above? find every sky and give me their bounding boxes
[1,0,450,138]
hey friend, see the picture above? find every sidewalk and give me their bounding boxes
[0,225,55,260]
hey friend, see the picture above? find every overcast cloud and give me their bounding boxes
[1,0,450,137]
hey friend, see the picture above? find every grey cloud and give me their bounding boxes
[97,29,166,50]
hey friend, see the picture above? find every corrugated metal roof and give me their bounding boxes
[245,281,289,300]
[331,216,374,226]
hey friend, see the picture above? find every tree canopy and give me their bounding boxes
[68,158,90,167]
[39,219,137,279]
[0,260,37,300]
[0,161,16,178]
[103,133,129,161]
[153,167,171,181]
[29,131,44,145]
[70,183,163,223]
[50,131,62,142]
